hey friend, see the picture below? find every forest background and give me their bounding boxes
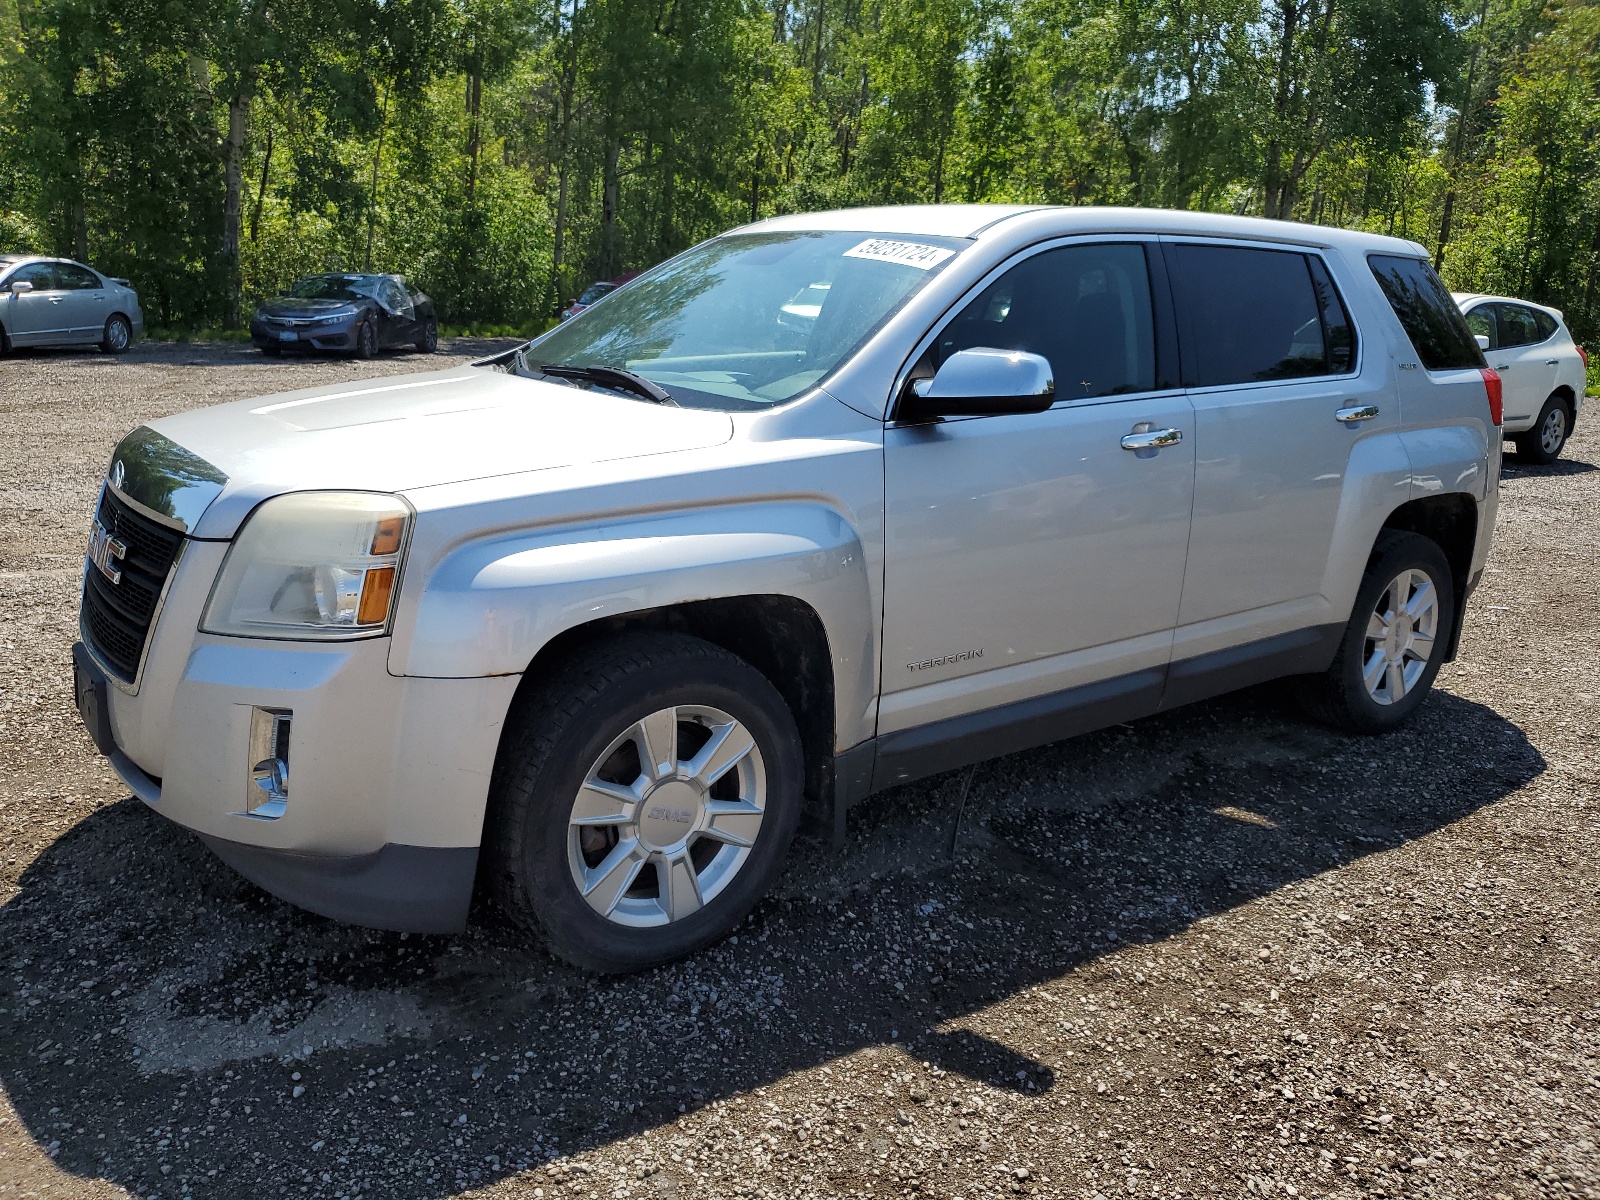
[0,0,1596,361]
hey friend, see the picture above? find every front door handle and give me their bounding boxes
[1494,363,1511,371]
[1335,405,1380,424]
[1120,427,1183,451]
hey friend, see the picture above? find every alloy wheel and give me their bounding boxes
[566,705,765,927]
[107,317,129,351]
[1540,405,1567,455]
[1361,567,1440,705]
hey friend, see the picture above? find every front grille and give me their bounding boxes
[81,488,184,682]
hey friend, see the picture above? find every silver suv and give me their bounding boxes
[72,206,1501,972]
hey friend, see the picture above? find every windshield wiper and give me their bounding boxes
[533,362,676,406]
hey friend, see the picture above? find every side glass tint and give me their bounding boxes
[57,263,101,290]
[1498,304,1541,348]
[1306,255,1357,374]
[1169,244,1328,385]
[932,243,1157,401]
[12,262,56,290]
[1534,310,1558,340]
[1464,306,1497,350]
[1366,254,1484,371]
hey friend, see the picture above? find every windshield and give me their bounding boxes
[576,282,616,305]
[288,275,378,302]
[518,231,969,411]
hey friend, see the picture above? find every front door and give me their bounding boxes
[1160,239,1394,698]
[4,262,64,345]
[880,241,1195,754]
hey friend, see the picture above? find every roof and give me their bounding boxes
[1453,292,1567,320]
[735,204,1430,257]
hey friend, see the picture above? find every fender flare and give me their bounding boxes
[388,502,878,750]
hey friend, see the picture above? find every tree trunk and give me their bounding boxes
[250,128,273,244]
[600,138,622,277]
[221,74,254,329]
[466,73,483,202]
[365,93,388,271]
[1262,0,1300,220]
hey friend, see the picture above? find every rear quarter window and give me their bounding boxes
[1367,255,1485,371]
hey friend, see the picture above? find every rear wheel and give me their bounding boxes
[1511,393,1571,464]
[1296,531,1455,734]
[485,632,803,973]
[100,314,132,354]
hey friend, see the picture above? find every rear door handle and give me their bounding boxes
[1120,427,1182,451]
[1494,363,1511,371]
[1335,405,1380,424]
[1545,358,1560,366]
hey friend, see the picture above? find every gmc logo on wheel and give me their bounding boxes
[87,520,127,585]
[647,805,693,825]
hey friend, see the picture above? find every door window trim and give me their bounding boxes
[887,235,1181,425]
[1158,235,1364,395]
[1494,301,1558,349]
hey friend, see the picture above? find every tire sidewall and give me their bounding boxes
[356,323,377,359]
[101,315,130,354]
[1517,394,1571,464]
[417,320,437,353]
[1335,535,1456,731]
[515,655,803,971]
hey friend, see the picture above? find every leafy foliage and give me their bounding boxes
[1,0,1595,353]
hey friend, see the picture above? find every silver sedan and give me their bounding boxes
[0,255,144,354]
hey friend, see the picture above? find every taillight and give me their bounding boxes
[1480,367,1503,427]
[1579,345,1589,371]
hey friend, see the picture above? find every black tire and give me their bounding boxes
[353,321,378,359]
[100,313,132,354]
[0,324,10,356]
[1510,393,1572,464]
[484,632,804,973]
[415,318,438,354]
[1296,530,1456,734]
[260,343,282,357]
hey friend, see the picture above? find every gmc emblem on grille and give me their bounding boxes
[87,520,127,585]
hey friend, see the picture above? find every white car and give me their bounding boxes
[1455,293,1588,463]
[0,255,144,353]
[74,207,1501,972]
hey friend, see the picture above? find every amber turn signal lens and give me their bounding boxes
[356,566,396,625]
[370,516,405,556]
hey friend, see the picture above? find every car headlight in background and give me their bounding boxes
[202,492,412,639]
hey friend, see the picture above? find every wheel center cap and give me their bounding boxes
[637,779,702,850]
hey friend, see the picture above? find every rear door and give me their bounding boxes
[3,262,64,344]
[54,262,109,342]
[1493,303,1559,426]
[880,239,1195,746]
[1161,238,1391,701]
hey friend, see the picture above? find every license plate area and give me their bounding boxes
[278,330,296,341]
[72,641,116,755]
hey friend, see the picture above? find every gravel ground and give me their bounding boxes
[1,341,1597,1200]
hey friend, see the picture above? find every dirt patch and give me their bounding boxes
[2,342,1597,1199]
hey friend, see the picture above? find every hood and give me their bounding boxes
[256,297,365,318]
[143,366,735,538]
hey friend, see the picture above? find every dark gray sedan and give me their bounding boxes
[250,273,438,358]
[0,255,144,353]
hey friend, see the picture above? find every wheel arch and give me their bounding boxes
[1378,493,1478,661]
[501,595,839,835]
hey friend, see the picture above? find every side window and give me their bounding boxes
[56,263,101,290]
[8,262,56,290]
[1464,306,1497,350]
[1367,254,1484,371]
[1497,304,1541,348]
[1306,256,1357,374]
[379,279,409,311]
[931,243,1156,401]
[1168,244,1332,386]
[1533,310,1558,340]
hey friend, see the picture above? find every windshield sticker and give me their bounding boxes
[843,239,956,270]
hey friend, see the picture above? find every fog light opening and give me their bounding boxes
[246,707,291,820]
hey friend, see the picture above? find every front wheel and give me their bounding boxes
[484,632,803,973]
[1511,394,1571,464]
[415,318,438,354]
[353,321,378,360]
[1296,531,1455,734]
[100,314,132,354]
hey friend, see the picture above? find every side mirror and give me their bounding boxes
[10,280,33,294]
[1474,334,1490,351]
[899,347,1056,422]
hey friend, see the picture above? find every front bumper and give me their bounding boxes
[75,630,520,934]
[250,320,357,351]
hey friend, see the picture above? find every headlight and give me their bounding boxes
[314,312,352,326]
[202,492,412,640]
